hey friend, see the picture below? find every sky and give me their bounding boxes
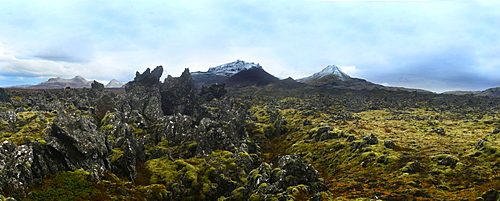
[0,0,499,93]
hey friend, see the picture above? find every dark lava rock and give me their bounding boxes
[310,126,344,141]
[277,154,322,188]
[492,126,500,134]
[431,127,446,136]
[481,189,498,201]
[0,88,10,102]
[127,66,163,87]
[402,161,424,174]
[363,134,379,145]
[91,80,105,91]
[303,118,312,126]
[199,83,227,102]
[437,155,458,168]
[243,154,327,199]
[384,140,395,149]
[45,110,109,177]
[160,68,200,116]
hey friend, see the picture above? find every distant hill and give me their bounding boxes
[444,87,500,97]
[26,76,92,89]
[298,65,430,93]
[224,67,280,88]
[105,79,125,88]
[9,76,125,89]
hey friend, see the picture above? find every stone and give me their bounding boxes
[481,189,498,201]
[363,134,379,145]
[475,138,485,150]
[431,127,446,136]
[127,66,163,87]
[199,83,227,102]
[384,140,395,149]
[91,80,105,91]
[160,68,200,116]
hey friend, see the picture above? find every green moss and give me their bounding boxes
[258,183,268,189]
[17,111,38,120]
[3,111,55,145]
[110,148,124,164]
[147,157,180,184]
[26,169,105,200]
[230,187,246,200]
[130,125,146,135]
[238,151,251,158]
[1,132,13,138]
[10,96,23,102]
[249,193,261,201]
[100,124,114,130]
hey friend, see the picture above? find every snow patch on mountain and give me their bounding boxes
[105,79,125,88]
[205,60,262,77]
[298,65,351,82]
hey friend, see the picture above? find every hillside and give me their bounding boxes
[444,87,500,97]
[298,65,430,93]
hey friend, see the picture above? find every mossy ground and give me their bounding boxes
[1,111,56,145]
[245,95,500,200]
[3,86,500,200]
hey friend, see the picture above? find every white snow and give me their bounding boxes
[105,79,125,88]
[298,65,351,82]
[206,60,262,77]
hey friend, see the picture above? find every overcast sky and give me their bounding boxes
[0,0,499,92]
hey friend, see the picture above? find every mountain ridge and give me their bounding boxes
[8,76,125,89]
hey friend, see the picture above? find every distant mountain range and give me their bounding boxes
[443,87,500,97]
[4,60,500,97]
[9,76,125,89]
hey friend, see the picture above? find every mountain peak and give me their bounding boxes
[72,76,87,82]
[105,79,125,88]
[315,65,351,81]
[298,65,351,83]
[207,60,262,77]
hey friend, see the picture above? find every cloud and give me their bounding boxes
[0,50,70,78]
[0,0,499,92]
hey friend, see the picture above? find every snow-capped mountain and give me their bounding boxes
[297,65,351,83]
[9,76,126,89]
[27,76,93,89]
[206,60,262,77]
[191,60,263,88]
[105,79,125,88]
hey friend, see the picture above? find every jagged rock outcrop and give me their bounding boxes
[160,68,200,116]
[199,83,227,102]
[127,66,164,87]
[42,111,109,178]
[242,154,327,199]
[91,80,105,91]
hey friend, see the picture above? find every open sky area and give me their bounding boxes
[0,0,499,93]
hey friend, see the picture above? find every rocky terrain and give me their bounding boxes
[1,64,500,200]
[0,66,329,200]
